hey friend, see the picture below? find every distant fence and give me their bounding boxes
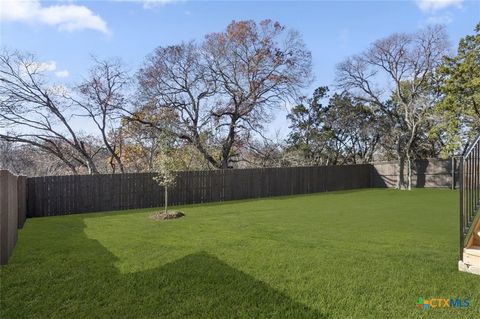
[371,158,458,189]
[0,170,27,265]
[27,165,371,217]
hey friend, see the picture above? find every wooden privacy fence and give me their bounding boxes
[0,170,27,265]
[27,164,371,217]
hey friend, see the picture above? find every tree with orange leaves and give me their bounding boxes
[133,20,313,169]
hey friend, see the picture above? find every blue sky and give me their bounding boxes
[1,0,479,137]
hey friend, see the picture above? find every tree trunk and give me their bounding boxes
[56,154,78,175]
[85,158,99,175]
[191,137,221,169]
[109,156,116,174]
[397,155,406,190]
[164,186,168,214]
[219,117,237,169]
[220,157,229,169]
[65,162,78,175]
[110,147,124,173]
[396,134,409,190]
[404,131,416,191]
[102,134,124,173]
[406,153,412,190]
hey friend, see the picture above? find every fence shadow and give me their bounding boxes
[414,161,427,188]
[1,218,327,318]
[370,166,389,188]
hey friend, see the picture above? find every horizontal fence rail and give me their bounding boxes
[26,165,371,217]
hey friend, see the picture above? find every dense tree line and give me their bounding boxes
[1,20,478,190]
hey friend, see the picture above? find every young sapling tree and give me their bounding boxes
[152,154,182,219]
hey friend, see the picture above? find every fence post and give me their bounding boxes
[0,170,20,265]
[0,170,8,264]
[17,176,27,229]
[459,158,464,261]
[451,157,455,190]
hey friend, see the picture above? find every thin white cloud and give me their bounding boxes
[426,14,453,24]
[113,0,181,9]
[55,70,70,78]
[140,0,180,8]
[416,0,463,12]
[25,60,69,78]
[1,0,109,34]
[27,61,57,73]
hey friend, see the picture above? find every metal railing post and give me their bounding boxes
[460,157,464,261]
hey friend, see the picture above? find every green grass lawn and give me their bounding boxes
[1,189,479,318]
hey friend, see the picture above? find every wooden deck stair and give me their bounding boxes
[464,246,480,261]
[459,224,480,275]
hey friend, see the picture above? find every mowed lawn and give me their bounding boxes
[1,189,479,318]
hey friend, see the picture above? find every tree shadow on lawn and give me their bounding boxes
[1,218,327,319]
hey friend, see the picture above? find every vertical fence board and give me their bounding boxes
[17,176,27,228]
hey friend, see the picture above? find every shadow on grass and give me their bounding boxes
[1,218,327,318]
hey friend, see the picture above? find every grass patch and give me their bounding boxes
[1,189,479,318]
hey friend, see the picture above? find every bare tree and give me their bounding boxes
[241,130,287,168]
[135,41,218,166]
[0,139,37,175]
[0,139,81,176]
[134,20,313,169]
[336,25,449,189]
[72,58,130,173]
[0,50,101,174]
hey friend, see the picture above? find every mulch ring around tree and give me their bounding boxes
[150,211,185,221]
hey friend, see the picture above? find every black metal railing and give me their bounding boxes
[460,133,480,259]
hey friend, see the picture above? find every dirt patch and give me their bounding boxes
[150,211,185,221]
